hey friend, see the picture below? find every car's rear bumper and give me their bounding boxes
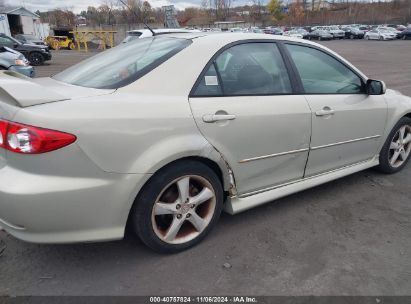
[0,144,151,244]
[9,65,35,77]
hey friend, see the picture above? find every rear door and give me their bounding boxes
[189,41,312,195]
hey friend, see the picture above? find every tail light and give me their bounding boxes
[0,119,76,154]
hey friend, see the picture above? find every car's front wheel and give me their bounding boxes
[377,117,411,174]
[131,160,224,253]
[28,52,45,66]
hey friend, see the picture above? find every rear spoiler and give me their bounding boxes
[0,70,68,107]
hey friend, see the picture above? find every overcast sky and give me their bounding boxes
[8,0,233,13]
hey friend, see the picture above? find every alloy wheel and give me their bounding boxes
[29,53,44,66]
[388,125,411,168]
[151,175,216,244]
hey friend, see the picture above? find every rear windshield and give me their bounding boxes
[53,37,191,89]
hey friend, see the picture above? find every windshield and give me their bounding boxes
[330,26,339,30]
[53,37,191,89]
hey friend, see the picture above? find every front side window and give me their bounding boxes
[286,44,364,94]
[53,37,191,89]
[193,42,292,96]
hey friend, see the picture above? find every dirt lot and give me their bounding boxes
[1,39,411,296]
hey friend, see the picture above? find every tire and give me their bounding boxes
[350,34,354,39]
[376,117,411,174]
[28,52,45,66]
[51,40,59,50]
[131,160,224,253]
[379,36,384,41]
[68,42,76,50]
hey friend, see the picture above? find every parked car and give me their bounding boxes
[359,25,371,32]
[308,29,333,40]
[314,26,345,39]
[283,30,303,39]
[230,27,243,32]
[14,34,47,46]
[341,26,365,39]
[398,28,411,40]
[1,33,411,253]
[295,28,310,39]
[0,47,34,77]
[122,28,202,43]
[0,33,51,65]
[264,27,283,35]
[364,29,397,40]
[378,26,401,38]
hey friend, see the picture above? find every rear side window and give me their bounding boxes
[53,37,191,89]
[192,42,292,96]
[192,63,223,96]
[286,44,364,94]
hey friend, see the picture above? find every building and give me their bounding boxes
[0,6,50,38]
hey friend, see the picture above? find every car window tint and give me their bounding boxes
[192,63,223,96]
[286,44,363,94]
[215,43,292,95]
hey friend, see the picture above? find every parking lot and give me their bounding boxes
[1,39,411,296]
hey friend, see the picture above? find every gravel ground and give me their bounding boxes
[1,39,411,296]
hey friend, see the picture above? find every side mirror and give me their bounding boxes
[366,79,386,95]
[13,43,18,48]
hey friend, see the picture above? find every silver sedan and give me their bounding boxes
[0,33,410,253]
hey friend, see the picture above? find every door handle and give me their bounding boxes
[315,107,335,117]
[202,114,236,123]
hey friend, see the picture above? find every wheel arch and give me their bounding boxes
[123,154,233,234]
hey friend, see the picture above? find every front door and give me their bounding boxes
[284,43,387,177]
[189,42,312,195]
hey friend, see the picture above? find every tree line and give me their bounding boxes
[37,0,411,28]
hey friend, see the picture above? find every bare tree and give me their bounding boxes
[213,0,232,21]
